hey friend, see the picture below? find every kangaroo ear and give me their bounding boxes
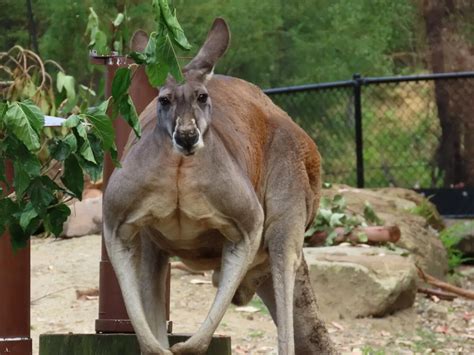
[183,18,230,80]
[130,30,149,52]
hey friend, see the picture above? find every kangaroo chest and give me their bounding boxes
[128,160,232,246]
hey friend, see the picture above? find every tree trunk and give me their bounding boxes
[25,0,39,54]
[421,0,474,187]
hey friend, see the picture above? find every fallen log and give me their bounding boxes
[417,266,474,300]
[306,226,401,246]
[170,261,206,276]
[417,287,457,301]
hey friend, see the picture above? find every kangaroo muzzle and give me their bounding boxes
[172,117,203,155]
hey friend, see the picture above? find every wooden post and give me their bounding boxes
[0,163,32,354]
[90,55,164,333]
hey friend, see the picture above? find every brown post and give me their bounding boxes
[91,55,166,333]
[0,162,32,354]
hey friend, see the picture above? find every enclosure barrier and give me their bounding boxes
[0,118,64,355]
[89,54,162,334]
[264,71,474,217]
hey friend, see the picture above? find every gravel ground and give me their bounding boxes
[31,234,474,354]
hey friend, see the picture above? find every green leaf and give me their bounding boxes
[86,113,115,150]
[325,229,338,246]
[322,182,332,189]
[329,213,345,227]
[28,177,55,212]
[9,222,30,251]
[61,154,84,198]
[44,204,71,236]
[6,138,42,178]
[86,7,100,40]
[0,101,7,120]
[0,198,19,236]
[332,195,346,211]
[75,133,104,182]
[318,208,332,223]
[363,202,383,225]
[156,32,184,83]
[158,0,191,50]
[19,202,39,231]
[112,68,132,101]
[49,134,77,161]
[63,114,81,128]
[110,143,120,167]
[145,62,169,87]
[4,101,44,151]
[86,99,109,117]
[304,225,318,238]
[319,197,331,210]
[118,95,141,137]
[13,161,31,198]
[129,51,148,65]
[74,121,96,164]
[113,13,125,27]
[57,72,76,103]
[357,232,369,243]
[94,30,108,54]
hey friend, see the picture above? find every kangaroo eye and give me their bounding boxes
[197,93,208,103]
[159,96,171,106]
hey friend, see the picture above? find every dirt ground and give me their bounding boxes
[31,234,474,354]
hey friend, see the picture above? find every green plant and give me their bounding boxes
[408,196,445,231]
[361,345,385,355]
[305,194,384,245]
[248,329,265,339]
[439,221,474,272]
[0,0,189,250]
[249,296,270,316]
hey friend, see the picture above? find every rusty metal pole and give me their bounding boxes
[0,163,32,355]
[91,55,166,333]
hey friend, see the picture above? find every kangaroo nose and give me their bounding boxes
[175,129,199,150]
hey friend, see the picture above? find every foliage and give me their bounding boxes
[1,45,60,115]
[86,7,129,55]
[0,98,117,250]
[0,0,189,250]
[129,0,191,86]
[439,221,474,272]
[408,197,445,231]
[1,0,422,90]
[305,194,383,245]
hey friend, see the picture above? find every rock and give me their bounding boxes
[444,220,474,258]
[322,186,449,278]
[61,197,102,237]
[425,303,449,320]
[83,188,103,199]
[305,246,418,320]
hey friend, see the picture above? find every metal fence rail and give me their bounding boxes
[264,71,474,217]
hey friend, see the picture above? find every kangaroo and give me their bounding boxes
[103,18,336,355]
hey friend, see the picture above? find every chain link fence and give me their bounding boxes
[264,72,474,216]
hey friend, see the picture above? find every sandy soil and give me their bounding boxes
[31,234,474,354]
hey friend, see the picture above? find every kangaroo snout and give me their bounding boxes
[175,129,199,149]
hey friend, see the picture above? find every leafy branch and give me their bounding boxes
[1,0,191,250]
[305,194,384,246]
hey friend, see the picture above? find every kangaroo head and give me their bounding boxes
[156,18,230,156]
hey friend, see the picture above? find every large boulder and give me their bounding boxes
[322,186,448,278]
[61,196,102,237]
[305,246,418,320]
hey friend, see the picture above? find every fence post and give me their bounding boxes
[90,55,171,334]
[353,73,365,188]
[0,163,32,355]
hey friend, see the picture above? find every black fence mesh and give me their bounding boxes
[265,73,474,191]
[268,86,357,185]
